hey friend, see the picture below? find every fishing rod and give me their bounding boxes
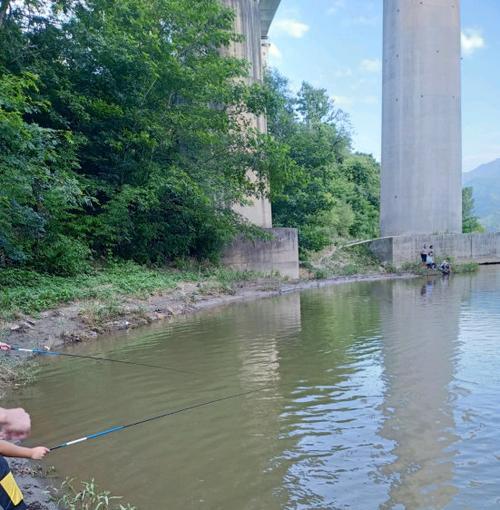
[48,386,385,452]
[49,385,274,451]
[9,346,195,375]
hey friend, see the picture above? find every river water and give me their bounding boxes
[8,268,500,509]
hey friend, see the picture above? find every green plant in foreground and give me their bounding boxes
[58,479,136,510]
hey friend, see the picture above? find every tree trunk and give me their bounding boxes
[0,0,11,28]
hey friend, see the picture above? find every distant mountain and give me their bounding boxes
[463,159,500,231]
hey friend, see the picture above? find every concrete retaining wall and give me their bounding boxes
[370,233,500,267]
[222,228,299,279]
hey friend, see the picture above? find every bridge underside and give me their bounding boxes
[260,0,281,37]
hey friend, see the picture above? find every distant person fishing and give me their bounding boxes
[420,244,429,265]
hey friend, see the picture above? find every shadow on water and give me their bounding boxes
[7,268,500,509]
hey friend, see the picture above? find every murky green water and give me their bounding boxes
[8,268,500,509]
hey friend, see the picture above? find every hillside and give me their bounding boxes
[463,159,500,231]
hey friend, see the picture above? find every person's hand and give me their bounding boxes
[30,447,50,460]
[0,408,31,440]
[0,342,11,351]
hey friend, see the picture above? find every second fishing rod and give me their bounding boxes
[10,346,195,375]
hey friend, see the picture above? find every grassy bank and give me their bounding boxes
[398,261,480,276]
[0,252,481,324]
[0,262,263,322]
[303,243,480,279]
[1,251,480,323]
[303,243,390,279]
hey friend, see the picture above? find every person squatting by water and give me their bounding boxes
[0,342,49,510]
[439,259,451,275]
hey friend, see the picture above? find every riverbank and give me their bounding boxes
[1,265,413,359]
[0,257,478,509]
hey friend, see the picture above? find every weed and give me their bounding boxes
[57,479,136,510]
[453,262,479,274]
[79,301,125,327]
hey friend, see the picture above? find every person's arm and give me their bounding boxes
[0,440,49,460]
[0,408,31,440]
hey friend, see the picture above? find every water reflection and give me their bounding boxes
[277,283,388,509]
[378,277,465,508]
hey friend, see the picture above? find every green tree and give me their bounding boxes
[265,70,380,253]
[462,186,484,233]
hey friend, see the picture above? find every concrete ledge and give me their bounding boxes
[369,233,500,266]
[222,228,299,279]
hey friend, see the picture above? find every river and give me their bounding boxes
[7,267,500,509]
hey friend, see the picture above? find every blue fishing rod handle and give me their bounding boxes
[87,426,126,440]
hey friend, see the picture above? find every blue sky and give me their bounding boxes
[267,0,499,172]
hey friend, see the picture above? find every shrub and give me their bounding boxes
[34,235,92,276]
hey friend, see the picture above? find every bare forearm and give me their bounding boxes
[0,440,34,459]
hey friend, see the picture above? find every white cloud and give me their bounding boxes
[268,43,282,60]
[273,19,310,39]
[361,95,378,105]
[348,15,378,26]
[335,67,353,78]
[360,59,381,73]
[332,95,353,108]
[327,0,345,15]
[461,29,485,56]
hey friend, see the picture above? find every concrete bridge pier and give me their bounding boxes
[220,0,299,279]
[381,0,462,236]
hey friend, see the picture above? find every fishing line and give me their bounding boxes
[9,346,195,375]
[49,385,275,451]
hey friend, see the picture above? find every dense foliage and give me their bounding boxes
[462,186,484,233]
[1,0,381,274]
[265,71,380,253]
[0,0,278,272]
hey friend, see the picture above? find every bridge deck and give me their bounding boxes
[260,0,280,37]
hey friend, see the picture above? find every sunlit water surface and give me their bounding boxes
[7,268,500,509]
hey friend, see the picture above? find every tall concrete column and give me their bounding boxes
[221,0,273,228]
[381,0,462,236]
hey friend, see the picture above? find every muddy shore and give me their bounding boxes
[2,271,418,509]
